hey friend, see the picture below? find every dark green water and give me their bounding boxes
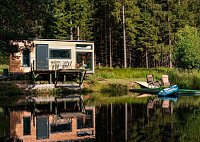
[1,95,200,142]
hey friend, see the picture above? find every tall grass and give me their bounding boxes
[91,67,172,79]
[91,67,200,90]
[169,69,200,90]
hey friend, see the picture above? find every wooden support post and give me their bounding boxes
[78,72,81,86]
[55,71,59,87]
[55,67,57,80]
[55,63,58,87]
[32,73,36,83]
[50,74,52,84]
[50,102,52,112]
[31,60,35,83]
[64,101,66,110]
[79,70,87,87]
[33,60,35,71]
[64,75,66,83]
[80,96,85,113]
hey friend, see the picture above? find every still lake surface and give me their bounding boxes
[1,93,200,142]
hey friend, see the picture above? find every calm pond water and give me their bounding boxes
[1,94,200,142]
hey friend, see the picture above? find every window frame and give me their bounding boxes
[23,116,31,135]
[22,48,30,67]
[76,51,93,70]
[75,44,93,50]
[49,49,71,59]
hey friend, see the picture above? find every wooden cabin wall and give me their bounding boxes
[9,41,34,73]
[9,53,22,72]
[34,40,76,70]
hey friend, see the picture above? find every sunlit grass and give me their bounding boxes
[90,67,200,90]
[91,67,171,79]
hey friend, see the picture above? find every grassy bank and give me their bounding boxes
[87,67,200,90]
[82,67,200,104]
[84,67,172,93]
[1,67,200,104]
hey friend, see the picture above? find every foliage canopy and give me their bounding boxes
[1,0,200,68]
[173,26,200,69]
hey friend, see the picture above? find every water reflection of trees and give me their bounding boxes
[130,96,200,141]
[0,108,4,139]
[176,102,200,141]
[96,96,200,142]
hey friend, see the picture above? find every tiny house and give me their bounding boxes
[9,39,95,74]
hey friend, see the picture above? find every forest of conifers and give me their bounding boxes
[1,0,200,68]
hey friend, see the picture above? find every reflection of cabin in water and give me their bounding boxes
[2,95,95,141]
[10,39,94,73]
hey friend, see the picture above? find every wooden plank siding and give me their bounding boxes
[9,54,23,72]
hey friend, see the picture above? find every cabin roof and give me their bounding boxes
[32,38,94,43]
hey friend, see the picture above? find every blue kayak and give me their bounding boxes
[158,85,178,96]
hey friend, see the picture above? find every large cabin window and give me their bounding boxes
[22,48,30,67]
[50,49,71,59]
[76,52,92,70]
[23,117,31,135]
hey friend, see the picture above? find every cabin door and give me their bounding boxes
[36,44,49,70]
[36,116,49,139]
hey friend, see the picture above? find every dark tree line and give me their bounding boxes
[1,0,200,68]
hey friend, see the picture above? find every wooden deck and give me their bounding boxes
[0,69,88,90]
[32,69,87,87]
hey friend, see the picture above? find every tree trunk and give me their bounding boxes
[146,50,148,68]
[109,25,112,68]
[123,5,127,68]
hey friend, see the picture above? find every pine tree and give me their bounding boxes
[51,0,94,40]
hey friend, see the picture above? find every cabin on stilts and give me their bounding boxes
[8,39,95,86]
